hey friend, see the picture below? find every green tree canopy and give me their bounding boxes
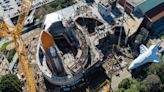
[118,78,140,89]
[116,59,164,92]
[140,74,162,92]
[116,78,140,92]
[125,88,139,92]
[0,74,23,92]
[115,88,125,92]
[148,62,164,83]
[118,78,132,89]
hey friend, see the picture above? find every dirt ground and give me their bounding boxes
[16,28,46,92]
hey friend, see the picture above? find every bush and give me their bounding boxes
[116,78,140,92]
[0,41,13,54]
[160,35,164,39]
[125,88,139,92]
[115,88,125,92]
[140,74,162,92]
[118,78,133,89]
[0,74,23,92]
[118,78,140,89]
[148,62,164,83]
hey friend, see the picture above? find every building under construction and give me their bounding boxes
[0,0,163,92]
[36,10,108,91]
[35,0,146,91]
[35,0,164,91]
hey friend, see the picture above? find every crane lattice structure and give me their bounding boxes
[0,0,36,92]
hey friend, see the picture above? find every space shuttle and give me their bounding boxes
[128,44,161,70]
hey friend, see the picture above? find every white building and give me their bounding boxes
[98,0,112,17]
[0,0,54,26]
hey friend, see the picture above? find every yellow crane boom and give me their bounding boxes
[0,23,12,37]
[0,0,36,92]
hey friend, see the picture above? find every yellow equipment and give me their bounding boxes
[86,86,90,92]
[94,79,111,92]
[86,79,111,92]
[0,0,36,92]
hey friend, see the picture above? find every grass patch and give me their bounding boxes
[160,35,164,39]
[1,41,13,52]
[0,41,15,63]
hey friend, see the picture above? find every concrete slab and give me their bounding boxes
[111,68,131,90]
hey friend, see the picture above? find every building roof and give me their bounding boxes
[126,0,145,7]
[0,0,54,18]
[146,3,164,22]
[137,0,164,15]
[44,12,62,30]
[99,0,110,7]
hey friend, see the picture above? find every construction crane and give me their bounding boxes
[0,0,36,92]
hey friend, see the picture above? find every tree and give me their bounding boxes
[116,60,164,92]
[118,78,134,89]
[148,62,164,83]
[116,78,140,92]
[115,88,125,92]
[0,74,23,92]
[125,88,139,92]
[140,74,162,92]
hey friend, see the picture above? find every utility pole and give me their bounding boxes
[124,28,130,46]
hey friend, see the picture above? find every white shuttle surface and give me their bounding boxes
[128,44,161,70]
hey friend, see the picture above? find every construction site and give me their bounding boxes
[0,0,164,92]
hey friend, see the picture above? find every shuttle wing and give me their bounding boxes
[153,56,161,62]
[139,44,148,54]
[147,45,161,63]
[129,44,161,70]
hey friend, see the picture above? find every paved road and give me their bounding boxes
[111,68,131,90]
[9,53,18,72]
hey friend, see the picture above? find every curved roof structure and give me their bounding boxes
[36,20,89,86]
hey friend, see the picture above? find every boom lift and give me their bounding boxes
[0,0,36,92]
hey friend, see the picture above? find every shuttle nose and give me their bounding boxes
[128,64,133,70]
